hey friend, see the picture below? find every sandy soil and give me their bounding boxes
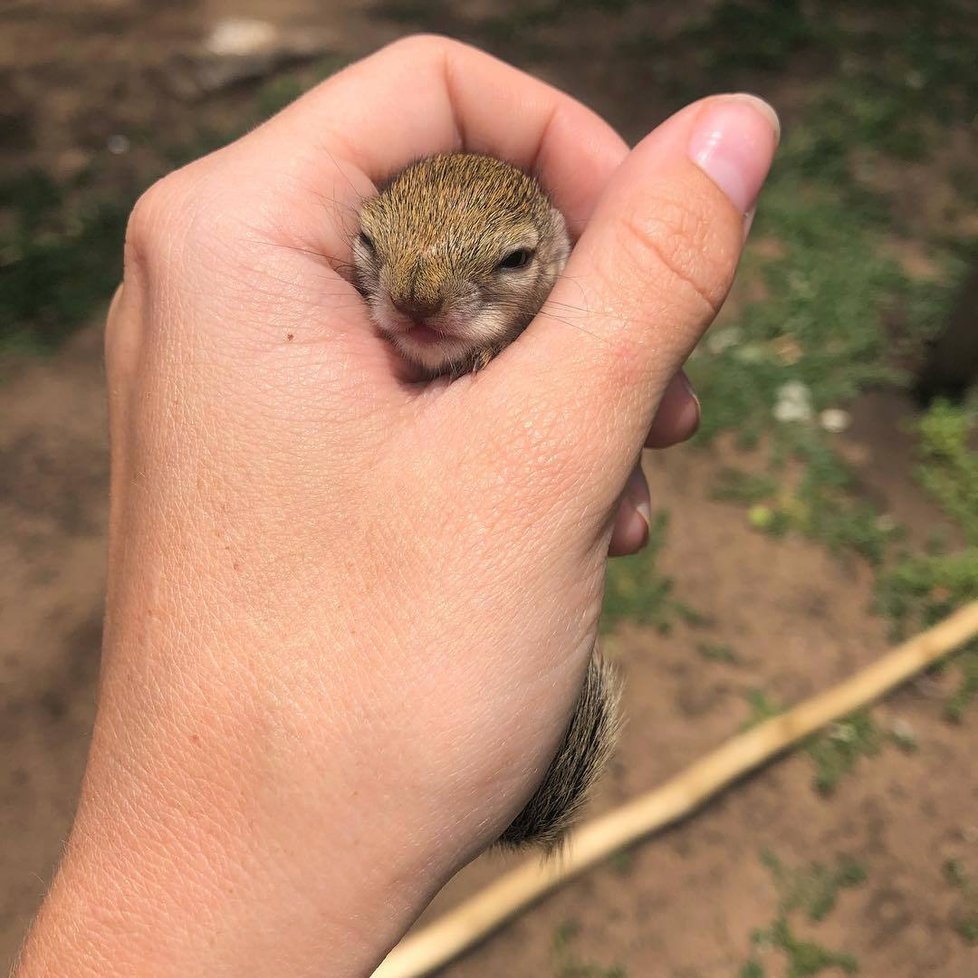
[2,2,977,975]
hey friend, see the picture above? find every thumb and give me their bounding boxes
[503,94,778,484]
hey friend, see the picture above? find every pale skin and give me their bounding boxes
[15,36,778,978]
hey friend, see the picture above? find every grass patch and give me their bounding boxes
[743,852,865,977]
[688,151,947,564]
[943,859,978,945]
[0,171,130,353]
[762,851,867,923]
[601,512,699,634]
[686,126,955,565]
[696,640,739,664]
[2,60,344,357]
[805,712,882,796]
[552,920,627,978]
[607,848,634,877]
[751,916,860,978]
[742,688,783,729]
[663,2,978,701]
[876,399,978,720]
[680,0,826,75]
[740,691,884,793]
[657,0,978,574]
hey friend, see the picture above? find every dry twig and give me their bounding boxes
[374,601,978,978]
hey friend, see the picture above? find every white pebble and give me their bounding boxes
[773,380,814,423]
[205,18,278,57]
[706,326,741,355]
[890,718,916,744]
[819,408,851,433]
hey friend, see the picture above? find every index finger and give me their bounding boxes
[237,35,630,247]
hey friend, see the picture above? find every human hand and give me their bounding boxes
[18,36,777,978]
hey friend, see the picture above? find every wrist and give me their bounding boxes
[18,757,447,978]
[16,626,455,978]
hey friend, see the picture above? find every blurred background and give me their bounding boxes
[2,1,977,975]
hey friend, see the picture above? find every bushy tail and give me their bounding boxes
[499,651,621,850]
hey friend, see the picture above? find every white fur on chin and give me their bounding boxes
[369,294,511,376]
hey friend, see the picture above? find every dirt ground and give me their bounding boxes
[2,2,977,976]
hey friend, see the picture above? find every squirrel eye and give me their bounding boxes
[357,231,376,254]
[497,248,534,271]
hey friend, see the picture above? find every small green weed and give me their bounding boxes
[762,851,867,923]
[876,400,978,720]
[680,0,825,75]
[752,917,860,978]
[887,719,919,753]
[696,640,738,664]
[943,859,978,945]
[944,859,967,888]
[805,713,882,796]
[602,512,698,634]
[686,153,939,564]
[0,171,130,352]
[915,400,978,544]
[742,688,783,729]
[945,651,978,724]
[607,848,634,876]
[741,694,884,792]
[711,468,779,506]
[744,852,865,977]
[552,920,627,978]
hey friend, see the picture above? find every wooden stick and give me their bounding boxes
[373,601,978,978]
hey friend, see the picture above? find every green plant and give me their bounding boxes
[2,61,347,357]
[943,858,978,945]
[762,851,867,922]
[745,853,865,976]
[0,171,131,352]
[755,917,859,978]
[552,920,627,978]
[805,713,882,795]
[742,689,783,729]
[675,0,825,76]
[602,512,697,634]
[607,848,634,876]
[696,640,739,664]
[876,400,978,719]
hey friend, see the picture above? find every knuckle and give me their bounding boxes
[124,162,219,279]
[618,185,739,318]
[385,32,455,64]
[124,171,185,275]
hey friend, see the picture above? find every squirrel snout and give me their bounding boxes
[391,292,444,321]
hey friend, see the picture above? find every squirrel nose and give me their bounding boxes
[391,293,443,320]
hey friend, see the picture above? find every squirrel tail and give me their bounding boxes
[498,651,622,850]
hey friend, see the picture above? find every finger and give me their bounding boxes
[645,370,700,449]
[131,37,630,404]
[505,93,778,484]
[230,35,628,250]
[608,463,651,557]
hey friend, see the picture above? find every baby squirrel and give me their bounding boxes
[353,153,620,848]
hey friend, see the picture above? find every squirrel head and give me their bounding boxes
[353,153,570,377]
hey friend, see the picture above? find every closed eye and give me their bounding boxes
[357,231,376,255]
[496,248,534,271]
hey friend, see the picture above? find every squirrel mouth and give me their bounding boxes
[403,323,447,346]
